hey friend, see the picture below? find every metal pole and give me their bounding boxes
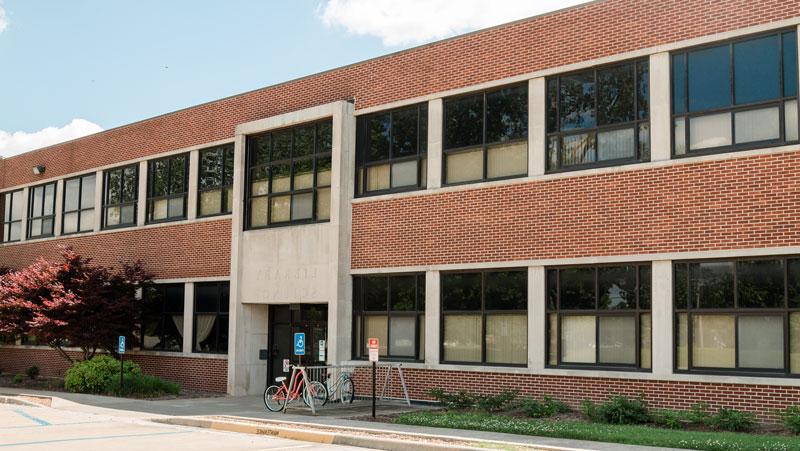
[120,353,124,389]
[372,361,376,418]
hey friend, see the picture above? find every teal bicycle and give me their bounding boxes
[326,370,355,403]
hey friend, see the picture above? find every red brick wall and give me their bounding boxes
[352,150,800,268]
[0,347,227,393]
[352,367,800,423]
[3,0,798,188]
[0,219,231,279]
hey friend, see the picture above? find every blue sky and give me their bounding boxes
[0,0,588,156]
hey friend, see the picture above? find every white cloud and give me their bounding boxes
[319,0,591,46]
[0,119,104,158]
[0,5,7,33]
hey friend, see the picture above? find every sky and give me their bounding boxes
[0,0,590,157]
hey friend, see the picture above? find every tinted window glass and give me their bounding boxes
[672,54,686,114]
[734,35,780,104]
[688,45,731,111]
[484,271,527,310]
[391,108,419,158]
[784,31,798,97]
[737,259,785,308]
[390,276,416,311]
[368,113,391,161]
[789,259,800,308]
[598,266,636,309]
[674,263,688,309]
[546,79,559,133]
[638,266,652,310]
[690,262,734,308]
[598,64,635,125]
[637,61,650,119]
[559,268,595,309]
[444,94,483,149]
[442,273,481,310]
[546,269,558,310]
[560,72,596,130]
[195,284,219,313]
[485,85,528,143]
[363,276,387,311]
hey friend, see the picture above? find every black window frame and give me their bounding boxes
[1,189,24,243]
[61,173,96,235]
[352,274,426,362]
[102,163,139,230]
[26,182,57,240]
[140,283,184,352]
[192,281,229,354]
[355,103,428,197]
[545,59,651,173]
[546,263,652,372]
[197,143,235,218]
[673,256,800,378]
[671,29,799,158]
[245,119,333,229]
[146,153,189,224]
[440,269,528,367]
[442,83,529,186]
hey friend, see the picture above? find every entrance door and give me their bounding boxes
[268,304,328,384]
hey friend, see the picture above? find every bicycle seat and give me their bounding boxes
[275,376,286,383]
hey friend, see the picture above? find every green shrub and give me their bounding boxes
[652,409,685,430]
[687,402,712,426]
[520,396,570,418]
[476,390,518,412]
[708,408,757,432]
[25,366,39,379]
[582,395,650,425]
[429,388,477,410]
[64,355,141,394]
[780,405,800,434]
[13,373,24,384]
[104,373,180,398]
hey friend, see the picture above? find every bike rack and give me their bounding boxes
[282,366,315,415]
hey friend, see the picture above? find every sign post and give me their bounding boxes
[118,336,126,389]
[294,332,305,366]
[368,337,379,418]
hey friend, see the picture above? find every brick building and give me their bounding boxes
[2,0,800,421]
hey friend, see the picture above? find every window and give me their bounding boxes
[546,264,651,370]
[546,60,650,171]
[140,284,184,351]
[193,282,229,354]
[353,274,425,361]
[62,173,96,235]
[356,103,427,196]
[675,257,800,376]
[147,154,188,223]
[27,182,56,239]
[246,120,332,228]
[1,190,23,243]
[441,270,527,365]
[672,30,798,156]
[103,164,138,229]
[443,85,528,184]
[198,144,234,217]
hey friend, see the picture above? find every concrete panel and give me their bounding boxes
[528,266,545,370]
[650,52,671,161]
[93,170,103,231]
[529,78,546,176]
[424,271,440,364]
[136,161,147,226]
[426,99,443,189]
[651,260,673,376]
[187,150,199,220]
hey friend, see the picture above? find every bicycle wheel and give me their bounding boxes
[340,377,355,404]
[303,380,328,407]
[264,385,286,412]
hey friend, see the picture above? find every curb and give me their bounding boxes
[155,416,580,451]
[0,393,52,407]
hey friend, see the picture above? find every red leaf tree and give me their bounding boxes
[0,246,154,363]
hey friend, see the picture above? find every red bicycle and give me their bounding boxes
[263,367,327,412]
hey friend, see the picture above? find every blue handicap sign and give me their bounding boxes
[118,336,126,354]
[294,333,305,356]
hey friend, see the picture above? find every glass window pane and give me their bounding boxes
[561,315,596,363]
[317,121,333,153]
[484,271,527,310]
[363,276,388,311]
[786,99,798,142]
[32,187,43,216]
[688,45,731,111]
[316,157,332,187]
[316,187,331,221]
[121,205,135,225]
[487,141,527,178]
[390,276,416,311]
[640,313,652,369]
[784,31,798,97]
[270,164,291,193]
[249,134,270,165]
[29,218,41,237]
[677,313,689,370]
[250,198,268,227]
[167,197,184,218]
[443,314,482,362]
[368,114,390,161]
[560,72,595,130]
[486,314,527,365]
[291,192,313,220]
[63,212,78,234]
[598,316,636,365]
[251,169,271,194]
[738,316,784,369]
[689,113,732,150]
[791,313,800,373]
[365,316,388,356]
[79,210,93,232]
[546,269,558,310]
[391,160,417,188]
[445,148,483,184]
[597,127,635,161]
[559,268,595,310]
[418,314,425,361]
[790,259,800,308]
[293,159,314,190]
[200,190,222,216]
[9,222,20,241]
[293,125,315,157]
[391,107,419,158]
[122,167,138,202]
[598,265,636,309]
[598,63,635,125]
[272,130,292,161]
[195,284,219,313]
[737,259,785,308]
[546,78,559,133]
[734,35,780,104]
[11,191,23,220]
[561,133,596,166]
[420,158,427,188]
[444,94,483,149]
[42,218,53,235]
[692,314,735,368]
[734,107,780,144]
[64,179,80,211]
[672,53,686,114]
[674,117,686,155]
[151,199,168,221]
[389,316,416,357]
[485,85,528,143]
[81,175,95,209]
[200,150,222,189]
[194,314,218,352]
[638,123,650,161]
[106,206,120,227]
[44,184,55,215]
[690,262,734,309]
[270,195,290,223]
[169,157,186,194]
[548,313,557,365]
[639,266,652,310]
[367,164,390,191]
[637,61,650,119]
[441,273,481,311]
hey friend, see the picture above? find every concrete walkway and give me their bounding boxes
[0,387,677,451]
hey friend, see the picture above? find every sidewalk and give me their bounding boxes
[0,387,676,451]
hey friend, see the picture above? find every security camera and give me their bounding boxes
[33,165,45,175]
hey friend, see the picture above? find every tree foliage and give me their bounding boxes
[0,246,154,362]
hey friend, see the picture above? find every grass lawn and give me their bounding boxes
[395,411,800,451]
